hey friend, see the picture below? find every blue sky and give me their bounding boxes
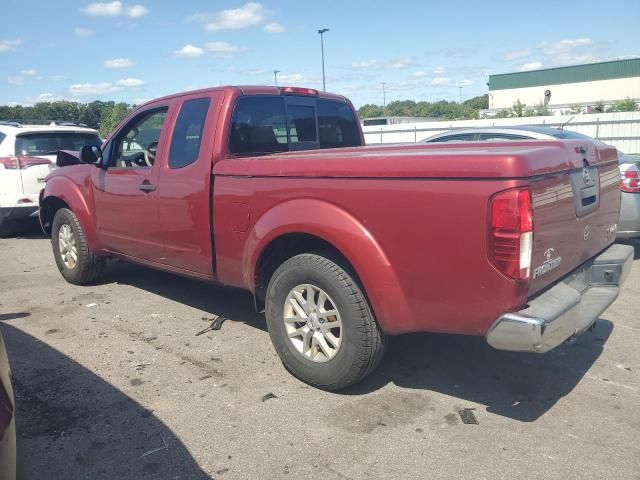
[1,0,639,107]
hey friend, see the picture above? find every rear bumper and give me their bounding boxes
[486,243,634,353]
[617,191,640,239]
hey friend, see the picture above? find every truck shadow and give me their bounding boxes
[347,320,613,422]
[0,323,211,480]
[97,260,613,423]
[100,260,266,331]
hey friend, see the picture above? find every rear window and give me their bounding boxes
[548,130,591,139]
[429,133,476,142]
[15,132,101,156]
[229,96,362,155]
[318,100,361,149]
[229,96,288,155]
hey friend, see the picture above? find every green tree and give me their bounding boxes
[511,99,526,117]
[568,104,583,114]
[99,103,130,137]
[607,97,638,112]
[357,104,386,118]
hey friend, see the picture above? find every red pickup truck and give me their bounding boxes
[40,86,633,390]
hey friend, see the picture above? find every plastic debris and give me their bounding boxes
[458,408,479,425]
[86,303,98,308]
[195,316,227,336]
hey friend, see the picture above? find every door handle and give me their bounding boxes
[139,182,156,192]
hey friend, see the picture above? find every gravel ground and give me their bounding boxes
[1,229,639,480]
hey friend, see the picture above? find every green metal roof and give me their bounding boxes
[489,58,640,90]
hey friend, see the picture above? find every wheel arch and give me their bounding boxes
[40,176,98,250]
[247,199,412,333]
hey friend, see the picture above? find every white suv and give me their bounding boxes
[0,121,101,236]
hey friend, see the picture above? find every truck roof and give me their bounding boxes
[136,85,350,108]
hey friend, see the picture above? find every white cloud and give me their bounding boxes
[8,76,25,86]
[81,1,148,18]
[68,82,117,96]
[352,59,377,69]
[0,39,22,53]
[539,37,598,65]
[278,73,304,83]
[82,1,123,16]
[67,77,145,97]
[431,77,450,86]
[20,69,38,76]
[385,57,413,69]
[457,79,474,86]
[412,71,429,78]
[175,44,204,58]
[519,61,543,71]
[504,49,531,61]
[433,66,447,74]
[264,22,284,33]
[115,77,144,88]
[74,27,93,37]
[194,2,265,31]
[103,57,135,68]
[205,41,245,57]
[125,4,148,17]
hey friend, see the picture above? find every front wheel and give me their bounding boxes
[51,208,105,285]
[266,253,386,390]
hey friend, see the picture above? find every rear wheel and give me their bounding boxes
[52,208,105,285]
[266,253,386,390]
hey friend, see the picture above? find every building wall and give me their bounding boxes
[489,77,640,110]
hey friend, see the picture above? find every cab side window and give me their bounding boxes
[229,97,288,155]
[112,108,168,168]
[169,98,211,168]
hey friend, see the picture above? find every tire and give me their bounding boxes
[51,208,105,285]
[266,253,386,390]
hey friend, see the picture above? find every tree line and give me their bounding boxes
[0,100,132,138]
[357,95,489,120]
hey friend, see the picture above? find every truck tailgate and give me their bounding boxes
[528,141,621,297]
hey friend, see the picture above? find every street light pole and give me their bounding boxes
[458,86,463,103]
[273,70,280,86]
[318,28,329,91]
[382,82,387,109]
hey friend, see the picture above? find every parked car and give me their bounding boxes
[0,328,16,480]
[421,126,640,239]
[0,121,101,236]
[39,86,633,390]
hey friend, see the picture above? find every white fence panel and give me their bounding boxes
[362,111,640,153]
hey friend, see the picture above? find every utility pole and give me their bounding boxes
[273,70,280,86]
[382,82,387,109]
[318,28,329,91]
[458,86,463,103]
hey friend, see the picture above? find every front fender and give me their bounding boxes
[41,175,99,251]
[244,199,412,333]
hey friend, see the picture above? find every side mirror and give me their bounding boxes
[79,145,103,167]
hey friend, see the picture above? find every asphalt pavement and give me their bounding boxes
[1,228,639,480]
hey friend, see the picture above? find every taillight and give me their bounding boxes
[620,165,640,193]
[488,188,533,281]
[280,86,318,96]
[0,156,50,169]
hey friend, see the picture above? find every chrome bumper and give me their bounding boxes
[486,243,634,353]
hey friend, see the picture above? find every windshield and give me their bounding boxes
[15,132,101,156]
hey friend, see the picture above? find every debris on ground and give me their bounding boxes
[458,408,479,425]
[86,303,98,308]
[195,316,227,336]
[262,392,278,402]
[140,433,168,459]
